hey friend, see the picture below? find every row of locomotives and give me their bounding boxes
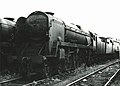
[15,11,95,78]
[101,37,120,61]
[104,38,120,61]
[14,11,120,78]
[88,32,120,64]
[0,18,17,74]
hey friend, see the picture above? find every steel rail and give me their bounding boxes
[22,78,46,86]
[104,69,120,86]
[0,77,22,84]
[66,59,120,86]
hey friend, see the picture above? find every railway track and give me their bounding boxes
[0,73,40,86]
[47,59,120,86]
[16,59,119,86]
[0,77,22,86]
[104,69,120,86]
[0,76,43,86]
[0,60,119,86]
[65,60,120,86]
[6,77,44,86]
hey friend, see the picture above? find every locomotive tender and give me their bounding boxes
[1,11,120,77]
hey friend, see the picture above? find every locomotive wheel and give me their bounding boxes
[20,57,32,78]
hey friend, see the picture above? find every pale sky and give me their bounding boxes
[0,0,120,39]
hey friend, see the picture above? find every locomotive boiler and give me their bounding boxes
[15,11,120,77]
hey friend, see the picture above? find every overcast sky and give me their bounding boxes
[0,0,120,39]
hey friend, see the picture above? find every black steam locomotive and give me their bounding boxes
[0,11,120,77]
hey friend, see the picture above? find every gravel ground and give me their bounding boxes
[0,60,119,86]
[28,64,98,86]
[0,73,19,82]
[110,70,120,86]
[35,60,119,86]
[75,64,119,86]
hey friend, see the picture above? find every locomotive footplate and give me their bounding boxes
[59,42,95,50]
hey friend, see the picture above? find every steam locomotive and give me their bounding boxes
[0,11,120,77]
